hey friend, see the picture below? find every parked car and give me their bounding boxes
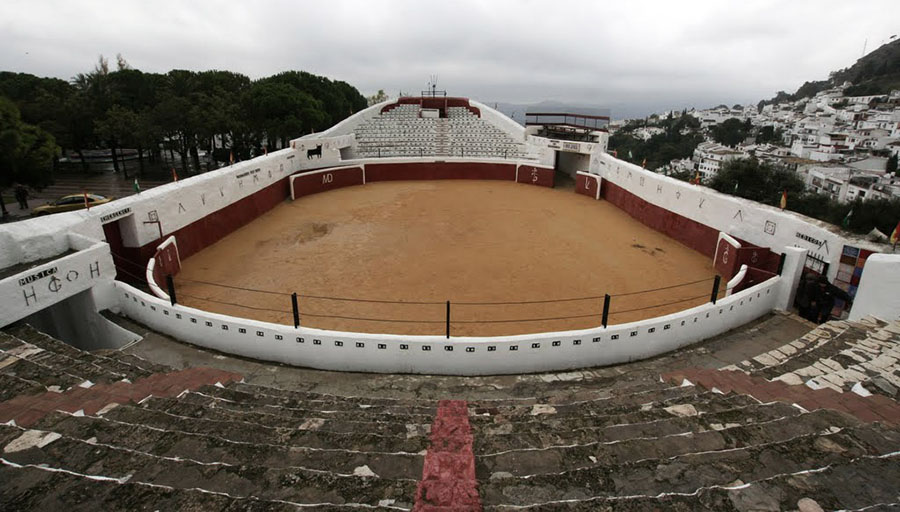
[31,194,113,216]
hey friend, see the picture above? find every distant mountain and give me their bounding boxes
[760,37,900,107]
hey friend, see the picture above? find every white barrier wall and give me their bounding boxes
[116,275,781,376]
[591,153,885,281]
[0,234,116,327]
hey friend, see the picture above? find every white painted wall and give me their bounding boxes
[590,153,887,281]
[0,235,115,328]
[116,276,781,375]
[849,254,900,322]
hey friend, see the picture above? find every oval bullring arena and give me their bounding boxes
[2,95,900,510]
[176,179,722,336]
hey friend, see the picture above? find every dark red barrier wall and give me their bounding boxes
[601,180,719,257]
[733,267,778,293]
[735,246,781,274]
[714,236,741,279]
[291,166,364,199]
[516,165,554,188]
[154,243,181,276]
[575,173,600,198]
[133,177,290,266]
[366,162,516,182]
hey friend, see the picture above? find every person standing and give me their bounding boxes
[14,184,29,210]
[815,275,852,324]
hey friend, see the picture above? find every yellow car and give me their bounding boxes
[32,194,113,216]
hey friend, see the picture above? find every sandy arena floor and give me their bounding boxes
[176,180,721,336]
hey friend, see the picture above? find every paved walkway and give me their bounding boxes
[2,171,170,223]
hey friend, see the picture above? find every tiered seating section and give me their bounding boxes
[356,105,526,159]
[1,318,898,509]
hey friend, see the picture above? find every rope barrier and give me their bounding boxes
[111,254,716,307]
[175,277,289,296]
[297,294,443,305]
[608,293,711,315]
[296,312,445,324]
[452,313,598,324]
[177,293,292,314]
[454,296,604,306]
[110,257,724,328]
[611,277,714,297]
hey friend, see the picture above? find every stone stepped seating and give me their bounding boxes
[356,104,526,159]
[2,317,899,510]
[0,422,417,508]
[0,323,428,508]
[723,316,900,398]
[471,375,900,510]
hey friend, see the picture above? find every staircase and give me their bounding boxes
[434,119,450,157]
[0,316,898,511]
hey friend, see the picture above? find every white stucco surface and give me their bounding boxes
[0,236,115,327]
[849,253,900,321]
[116,276,781,375]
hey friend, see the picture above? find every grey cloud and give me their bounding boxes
[1,0,897,118]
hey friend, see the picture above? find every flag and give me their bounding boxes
[628,150,633,160]
[692,171,701,185]
[890,220,900,245]
[641,158,647,168]
[780,190,787,210]
[229,150,234,165]
[171,167,178,182]
[611,149,618,158]
[133,178,141,194]
[264,146,268,156]
[842,208,853,229]
[83,191,90,210]
[733,181,739,193]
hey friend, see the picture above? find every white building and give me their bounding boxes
[693,141,747,178]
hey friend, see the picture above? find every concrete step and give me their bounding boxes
[95,403,429,454]
[28,411,425,480]
[141,394,433,437]
[473,399,803,455]
[479,425,895,507]
[0,423,417,508]
[476,408,860,478]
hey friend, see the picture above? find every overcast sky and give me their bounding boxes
[1,0,897,118]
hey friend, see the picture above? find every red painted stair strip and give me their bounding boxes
[414,399,482,511]
[0,367,242,427]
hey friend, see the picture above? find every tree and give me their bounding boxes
[367,89,388,106]
[887,154,898,174]
[710,117,750,147]
[709,158,806,205]
[756,125,784,145]
[0,98,58,216]
[95,105,139,178]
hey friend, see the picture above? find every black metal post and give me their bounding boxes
[291,293,300,328]
[446,300,451,339]
[601,294,610,328]
[166,274,176,306]
[711,275,722,304]
[777,253,786,275]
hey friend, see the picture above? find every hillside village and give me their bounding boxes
[613,86,899,202]
[610,39,900,211]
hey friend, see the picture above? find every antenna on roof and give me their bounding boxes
[429,75,438,97]
[422,76,446,98]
